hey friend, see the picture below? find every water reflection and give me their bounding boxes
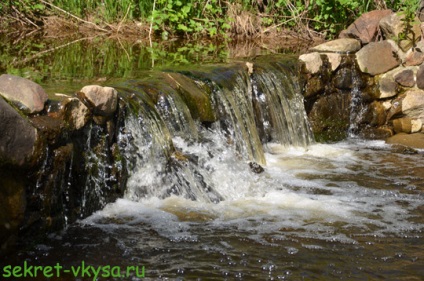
[0,34,306,96]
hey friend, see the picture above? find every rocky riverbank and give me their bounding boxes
[299,9,424,147]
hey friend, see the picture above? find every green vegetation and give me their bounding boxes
[395,0,420,44]
[0,0,421,39]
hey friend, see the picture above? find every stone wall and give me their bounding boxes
[0,75,126,255]
[300,9,424,147]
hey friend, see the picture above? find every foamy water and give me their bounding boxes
[83,139,424,245]
[10,137,422,280]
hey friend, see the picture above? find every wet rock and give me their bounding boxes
[310,38,361,53]
[379,13,421,51]
[360,126,393,140]
[333,68,353,90]
[390,144,419,154]
[78,85,118,116]
[0,97,39,167]
[307,93,350,142]
[394,68,416,87]
[0,74,48,114]
[249,162,264,173]
[299,52,322,74]
[0,170,26,255]
[339,9,393,44]
[362,101,387,127]
[356,40,402,75]
[164,72,216,122]
[386,133,424,149]
[30,115,63,145]
[302,75,325,99]
[393,117,413,133]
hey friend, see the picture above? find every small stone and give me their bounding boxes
[61,97,91,130]
[411,119,423,133]
[382,101,392,110]
[416,64,424,89]
[377,74,398,99]
[249,162,264,173]
[299,52,322,74]
[394,68,415,87]
[79,85,118,116]
[404,47,424,66]
[246,62,254,75]
[324,53,342,71]
[310,38,361,53]
[393,117,412,133]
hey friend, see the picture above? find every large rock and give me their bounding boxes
[78,85,118,116]
[0,97,39,167]
[0,74,48,114]
[339,9,393,44]
[310,38,361,53]
[307,93,351,142]
[0,170,26,255]
[356,40,401,75]
[386,133,424,149]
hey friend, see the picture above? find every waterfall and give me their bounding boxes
[347,62,367,138]
[114,56,314,203]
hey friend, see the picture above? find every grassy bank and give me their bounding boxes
[0,0,419,41]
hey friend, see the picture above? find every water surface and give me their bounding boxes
[6,138,423,280]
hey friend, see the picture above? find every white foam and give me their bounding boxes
[84,138,424,244]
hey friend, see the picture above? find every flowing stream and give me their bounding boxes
[4,54,424,280]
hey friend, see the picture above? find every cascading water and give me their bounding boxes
[347,61,368,138]
[113,57,314,203]
[5,55,424,280]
